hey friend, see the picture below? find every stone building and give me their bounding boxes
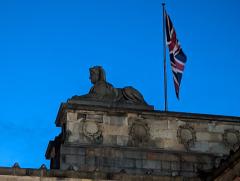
[0,66,240,181]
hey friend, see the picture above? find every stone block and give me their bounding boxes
[86,156,95,166]
[154,138,164,148]
[102,135,117,145]
[61,146,86,156]
[196,132,222,142]
[135,159,143,169]
[147,152,157,160]
[66,122,74,132]
[234,125,240,130]
[149,126,164,139]
[168,120,179,130]
[151,120,168,129]
[115,158,124,167]
[116,135,128,146]
[109,116,128,126]
[210,133,222,142]
[182,162,194,171]
[66,122,79,136]
[102,148,114,157]
[142,160,160,169]
[171,161,180,171]
[127,113,138,119]
[103,115,111,124]
[102,157,116,167]
[156,153,179,162]
[196,155,213,165]
[103,125,128,136]
[196,132,210,141]
[113,149,123,158]
[67,112,77,122]
[102,148,124,158]
[122,158,135,168]
[208,123,234,133]
[124,151,146,159]
[208,142,229,155]
[86,148,95,156]
[93,148,102,157]
[181,155,197,162]
[163,139,179,149]
[202,163,213,170]
[161,161,171,170]
[151,129,177,140]
[193,122,209,131]
[68,135,80,143]
[191,141,209,152]
[86,114,103,122]
[65,155,85,165]
[126,168,143,175]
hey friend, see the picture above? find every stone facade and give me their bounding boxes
[54,104,240,155]
[0,166,200,181]
[45,103,240,180]
[0,175,94,181]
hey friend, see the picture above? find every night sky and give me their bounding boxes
[0,0,240,168]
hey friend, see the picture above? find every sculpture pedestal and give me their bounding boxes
[68,99,154,111]
[46,101,240,180]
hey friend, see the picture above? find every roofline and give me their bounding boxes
[55,102,240,126]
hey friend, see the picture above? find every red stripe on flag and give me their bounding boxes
[169,32,177,50]
[175,59,184,71]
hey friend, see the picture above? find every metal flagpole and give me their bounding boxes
[162,3,168,111]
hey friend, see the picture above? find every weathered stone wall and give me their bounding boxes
[46,104,240,179]
[0,175,92,181]
[0,167,201,181]
[0,174,201,181]
[60,145,213,178]
[64,108,240,155]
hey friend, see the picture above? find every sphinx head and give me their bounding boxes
[89,66,106,84]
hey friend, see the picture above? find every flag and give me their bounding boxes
[165,11,187,99]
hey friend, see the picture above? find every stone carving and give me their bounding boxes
[70,66,153,109]
[82,120,103,144]
[223,129,240,150]
[177,124,196,150]
[128,120,150,146]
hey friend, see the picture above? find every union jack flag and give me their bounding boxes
[165,11,187,99]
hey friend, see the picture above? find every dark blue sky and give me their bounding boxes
[0,0,240,168]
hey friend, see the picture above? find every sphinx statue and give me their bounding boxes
[70,66,153,109]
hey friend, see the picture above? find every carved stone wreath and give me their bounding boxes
[82,120,103,144]
[128,120,150,147]
[177,124,196,150]
[223,129,240,150]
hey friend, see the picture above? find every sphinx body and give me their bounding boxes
[71,66,149,106]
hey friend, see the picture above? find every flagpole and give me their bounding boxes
[162,3,168,111]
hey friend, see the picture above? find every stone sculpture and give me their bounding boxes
[70,66,153,109]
